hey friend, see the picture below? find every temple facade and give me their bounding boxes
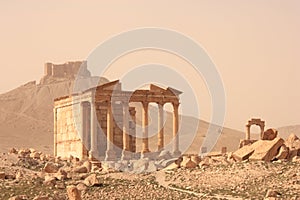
[54,80,182,161]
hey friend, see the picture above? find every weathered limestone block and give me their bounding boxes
[67,185,82,200]
[233,141,262,161]
[191,155,201,165]
[181,158,197,169]
[249,137,284,162]
[73,166,88,173]
[43,162,59,173]
[262,128,278,140]
[276,144,289,160]
[83,174,101,187]
[239,139,258,148]
[83,161,92,173]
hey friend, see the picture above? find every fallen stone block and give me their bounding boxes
[276,144,289,160]
[262,129,278,140]
[83,174,101,187]
[73,166,88,173]
[249,138,284,162]
[44,162,59,173]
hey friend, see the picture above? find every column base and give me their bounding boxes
[105,150,116,161]
[140,150,150,159]
[89,150,100,161]
[121,150,132,160]
[172,150,182,158]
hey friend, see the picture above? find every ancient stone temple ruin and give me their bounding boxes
[44,61,90,79]
[54,80,182,161]
[239,118,265,148]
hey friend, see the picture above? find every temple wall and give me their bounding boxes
[55,102,84,159]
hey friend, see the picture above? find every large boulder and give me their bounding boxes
[249,137,284,161]
[262,129,278,140]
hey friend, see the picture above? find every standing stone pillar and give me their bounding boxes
[121,102,131,160]
[53,108,57,157]
[157,103,164,151]
[246,125,250,140]
[260,125,265,140]
[141,101,150,155]
[172,102,181,157]
[89,102,98,160]
[105,101,116,161]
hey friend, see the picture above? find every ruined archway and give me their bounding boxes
[245,118,265,140]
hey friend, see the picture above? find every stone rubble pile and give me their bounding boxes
[233,132,300,162]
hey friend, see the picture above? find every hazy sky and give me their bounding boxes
[0,0,299,131]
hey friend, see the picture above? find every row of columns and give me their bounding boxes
[141,101,181,157]
[84,100,181,161]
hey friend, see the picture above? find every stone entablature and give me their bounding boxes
[54,80,182,161]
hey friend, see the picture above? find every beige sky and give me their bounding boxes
[0,0,299,131]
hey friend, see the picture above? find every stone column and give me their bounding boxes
[89,102,98,161]
[260,125,265,140]
[141,102,150,154]
[105,102,116,161]
[246,125,250,140]
[121,102,131,160]
[172,102,181,157]
[53,108,57,157]
[157,103,164,150]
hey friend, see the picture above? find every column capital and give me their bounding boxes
[156,101,165,106]
[172,101,180,109]
[142,101,149,109]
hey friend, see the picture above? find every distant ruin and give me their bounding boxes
[44,61,90,79]
[239,118,265,148]
[54,80,182,161]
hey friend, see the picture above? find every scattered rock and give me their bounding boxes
[83,174,101,187]
[67,185,82,200]
[33,196,49,200]
[83,161,92,173]
[73,166,88,173]
[0,171,5,179]
[30,152,41,159]
[43,162,59,173]
[43,175,56,187]
[8,195,28,200]
[77,182,88,191]
[181,158,197,169]
[9,148,18,154]
[265,189,281,197]
[190,155,201,165]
